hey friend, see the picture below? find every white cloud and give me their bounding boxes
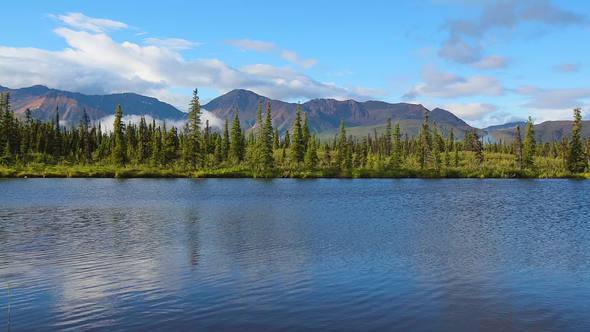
[227,38,318,69]
[144,38,199,50]
[472,55,509,69]
[404,66,504,99]
[444,103,498,121]
[54,12,128,33]
[438,1,586,67]
[226,39,276,52]
[97,111,221,133]
[517,85,590,109]
[280,50,318,69]
[0,13,376,109]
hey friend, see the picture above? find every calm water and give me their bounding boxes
[1,179,589,331]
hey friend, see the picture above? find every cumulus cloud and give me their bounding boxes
[144,38,199,50]
[0,14,376,109]
[439,0,586,68]
[553,62,582,73]
[53,12,128,33]
[403,66,504,99]
[516,85,590,109]
[97,111,221,133]
[443,103,498,121]
[280,50,318,69]
[226,39,276,52]
[226,38,318,69]
[472,55,509,69]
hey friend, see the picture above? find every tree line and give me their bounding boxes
[0,90,588,177]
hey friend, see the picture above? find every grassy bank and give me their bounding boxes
[1,162,588,179]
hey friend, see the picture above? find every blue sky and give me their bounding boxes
[1,0,589,127]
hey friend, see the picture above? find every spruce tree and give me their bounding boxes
[138,116,149,163]
[432,125,442,170]
[283,130,290,148]
[304,136,318,170]
[391,123,401,168]
[229,111,244,163]
[111,105,126,165]
[260,101,274,171]
[472,129,484,166]
[523,117,536,169]
[221,118,230,161]
[290,105,304,164]
[187,88,202,167]
[567,108,586,173]
[514,125,523,170]
[336,120,347,168]
[445,128,454,167]
[418,112,432,169]
[385,118,392,155]
[302,112,310,150]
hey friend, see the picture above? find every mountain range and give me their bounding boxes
[1,84,588,141]
[0,85,185,124]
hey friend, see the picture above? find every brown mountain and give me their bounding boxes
[0,85,186,124]
[204,89,475,137]
[484,121,590,142]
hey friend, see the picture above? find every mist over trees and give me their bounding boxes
[0,90,588,178]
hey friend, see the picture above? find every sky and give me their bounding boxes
[1,0,589,127]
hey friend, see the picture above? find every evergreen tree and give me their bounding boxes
[283,130,290,148]
[53,107,62,159]
[445,128,454,167]
[418,112,432,169]
[138,116,149,163]
[514,125,523,170]
[304,136,318,170]
[336,120,347,168]
[162,126,179,163]
[567,108,586,173]
[111,104,126,165]
[290,105,304,164]
[391,123,401,168]
[523,117,536,169]
[187,88,202,167]
[432,125,442,170]
[221,118,230,161]
[151,127,163,165]
[385,118,392,155]
[302,112,310,150]
[259,101,274,171]
[229,111,244,163]
[273,129,280,150]
[472,129,484,165]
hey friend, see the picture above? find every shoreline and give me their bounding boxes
[1,166,588,179]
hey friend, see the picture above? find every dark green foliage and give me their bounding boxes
[514,125,523,170]
[290,105,304,164]
[111,104,125,165]
[0,91,588,178]
[523,117,536,169]
[229,111,244,162]
[418,112,431,169]
[567,108,586,173]
[304,136,318,170]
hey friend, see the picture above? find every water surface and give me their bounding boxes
[1,179,589,331]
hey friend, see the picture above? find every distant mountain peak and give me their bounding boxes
[1,85,186,124]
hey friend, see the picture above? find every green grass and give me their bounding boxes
[0,153,587,179]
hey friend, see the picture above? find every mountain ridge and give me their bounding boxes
[1,85,588,141]
[203,89,475,137]
[0,85,186,124]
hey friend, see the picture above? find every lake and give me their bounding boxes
[1,179,589,331]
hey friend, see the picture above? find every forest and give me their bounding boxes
[0,89,588,178]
